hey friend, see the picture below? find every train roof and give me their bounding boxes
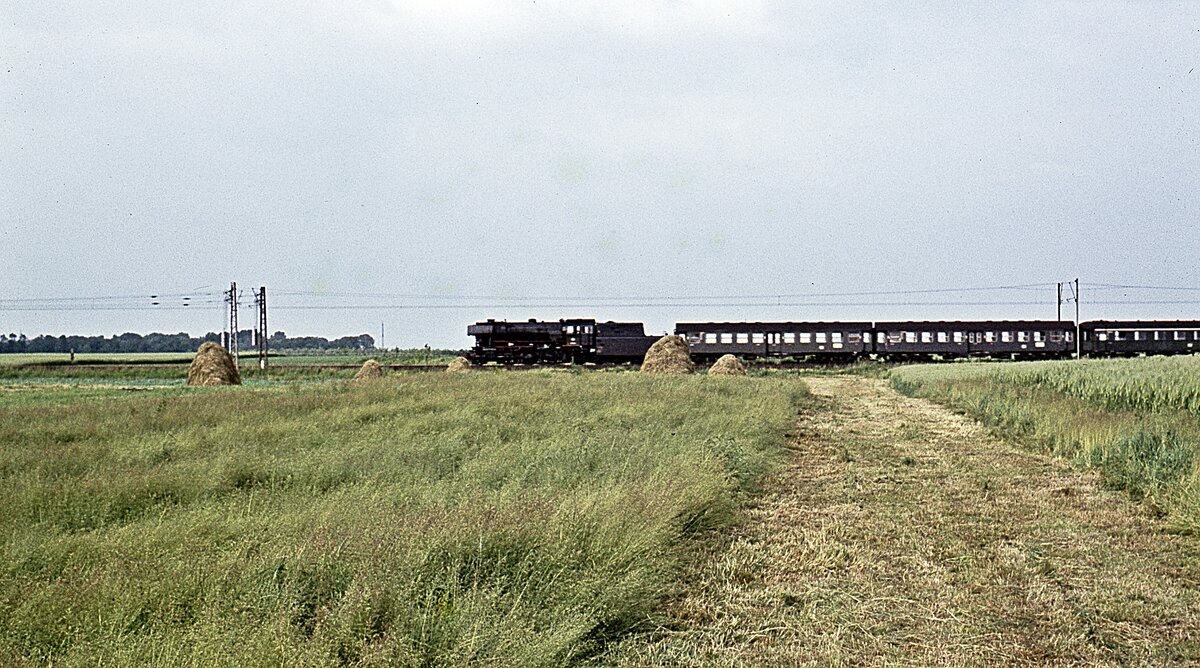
[1080,320,1200,329]
[874,320,1074,329]
[675,321,874,331]
[676,320,1074,331]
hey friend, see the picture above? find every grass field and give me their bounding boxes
[610,375,1200,665]
[892,356,1200,533]
[0,353,197,366]
[0,371,806,666]
[0,351,461,385]
[0,350,458,368]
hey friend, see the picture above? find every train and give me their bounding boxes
[466,318,1200,365]
[466,318,658,364]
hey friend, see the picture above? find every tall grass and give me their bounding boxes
[0,372,805,666]
[892,358,1200,532]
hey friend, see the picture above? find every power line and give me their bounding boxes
[270,300,1064,310]
[1088,283,1200,291]
[272,283,1055,302]
[6,282,1199,314]
[1086,300,1200,305]
[0,291,216,304]
[0,302,223,311]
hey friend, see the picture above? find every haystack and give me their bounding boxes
[187,341,241,386]
[446,356,473,373]
[708,354,747,376]
[640,335,695,375]
[353,359,384,382]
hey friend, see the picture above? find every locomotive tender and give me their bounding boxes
[467,317,1200,364]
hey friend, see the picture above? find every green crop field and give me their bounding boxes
[0,371,806,666]
[0,350,462,386]
[0,353,197,366]
[0,350,459,368]
[892,356,1200,532]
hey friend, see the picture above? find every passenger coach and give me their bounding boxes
[1080,320,1200,357]
[873,320,1075,359]
[675,322,873,361]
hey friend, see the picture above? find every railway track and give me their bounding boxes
[3,360,847,373]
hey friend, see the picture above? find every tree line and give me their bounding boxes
[0,330,376,354]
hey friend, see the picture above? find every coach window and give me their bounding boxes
[783,333,796,344]
[1064,331,1073,342]
[799,333,812,344]
[752,333,765,344]
[1133,331,1144,341]
[1033,331,1045,342]
[936,332,948,343]
[720,333,733,344]
[984,332,997,343]
[831,332,843,343]
[1176,331,1188,341]
[953,331,965,343]
[704,333,718,344]
[736,333,749,344]
[1001,331,1013,343]
[920,332,932,344]
[1018,331,1029,342]
[815,332,827,344]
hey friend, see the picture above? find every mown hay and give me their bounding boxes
[353,359,384,382]
[187,341,241,386]
[641,335,695,375]
[708,354,747,376]
[446,356,473,373]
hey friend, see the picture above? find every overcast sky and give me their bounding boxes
[2,1,1197,347]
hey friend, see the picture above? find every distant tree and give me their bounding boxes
[329,334,375,350]
[0,330,380,354]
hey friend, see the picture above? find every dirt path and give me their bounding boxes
[612,376,1200,666]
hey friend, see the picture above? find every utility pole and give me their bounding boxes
[380,322,385,351]
[1074,277,1080,358]
[227,282,239,369]
[1057,282,1062,321]
[255,287,268,371]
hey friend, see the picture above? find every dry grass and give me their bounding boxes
[707,355,747,377]
[186,342,240,386]
[604,376,1200,666]
[445,356,472,372]
[641,336,695,375]
[351,359,384,382]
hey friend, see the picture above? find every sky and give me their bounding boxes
[2,1,1198,348]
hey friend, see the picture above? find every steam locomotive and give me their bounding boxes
[466,318,1200,364]
[466,319,657,364]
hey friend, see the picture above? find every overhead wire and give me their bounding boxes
[4,282,1199,313]
[270,300,1060,311]
[271,283,1056,302]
